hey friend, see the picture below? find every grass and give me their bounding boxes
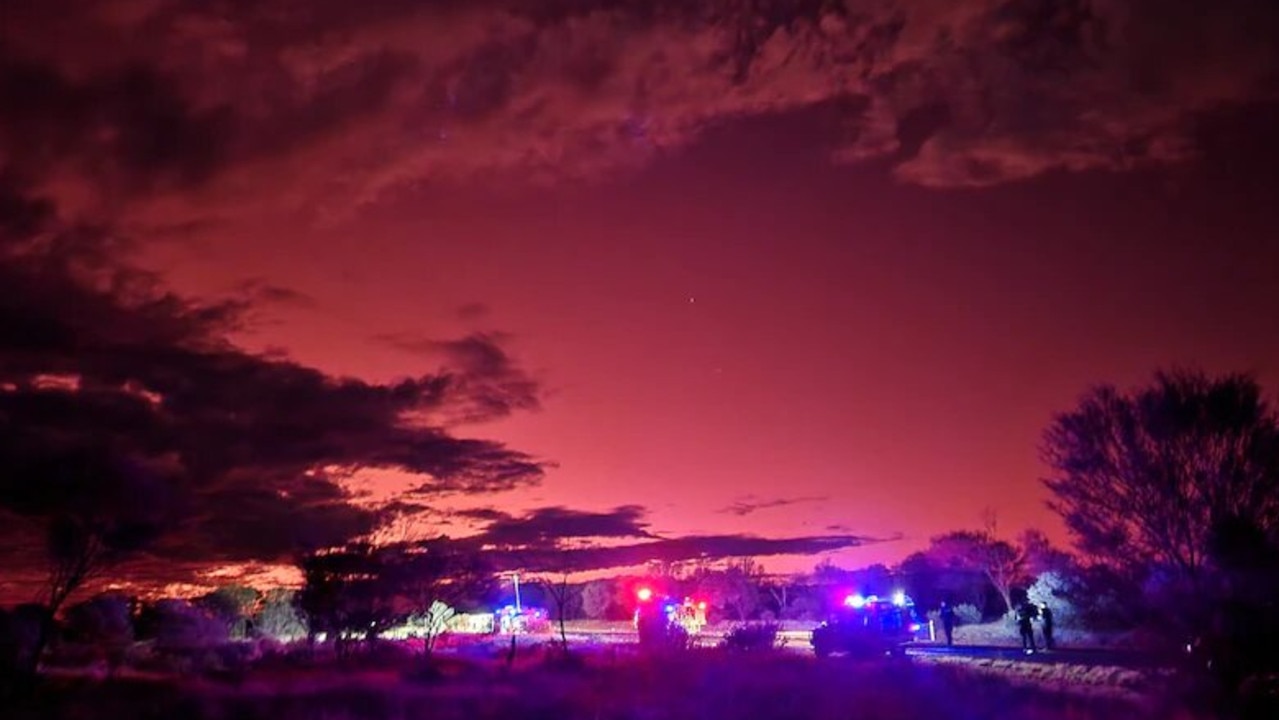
[7,645,1203,720]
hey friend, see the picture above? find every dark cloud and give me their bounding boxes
[374,331,540,425]
[719,494,828,517]
[444,503,887,573]
[1,0,1273,230]
[478,532,885,574]
[469,505,654,547]
[0,211,544,572]
[236,279,316,308]
[453,507,513,523]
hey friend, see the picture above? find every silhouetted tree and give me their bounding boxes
[534,572,580,652]
[696,559,762,621]
[1043,370,1279,693]
[0,443,172,670]
[386,541,493,657]
[1017,529,1073,579]
[763,577,793,619]
[927,531,1025,616]
[898,552,942,611]
[296,544,403,654]
[580,579,614,620]
[1043,371,1279,586]
[197,585,261,639]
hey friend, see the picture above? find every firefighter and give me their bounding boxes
[1017,602,1038,653]
[939,601,956,646]
[1040,604,1055,650]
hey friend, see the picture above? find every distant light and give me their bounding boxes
[909,623,922,632]
[892,591,906,607]
[697,601,706,610]
[637,587,653,602]
[844,594,866,608]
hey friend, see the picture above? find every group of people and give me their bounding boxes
[1016,601,1054,653]
[935,600,1055,653]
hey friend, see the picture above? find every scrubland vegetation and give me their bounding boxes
[4,647,1202,720]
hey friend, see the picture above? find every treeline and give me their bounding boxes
[0,525,1078,676]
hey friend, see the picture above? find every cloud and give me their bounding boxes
[469,505,655,547]
[2,0,1275,233]
[719,494,828,517]
[477,532,886,574]
[445,502,889,573]
[0,200,545,569]
[235,279,317,309]
[374,331,541,425]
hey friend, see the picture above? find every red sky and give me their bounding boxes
[3,0,1279,588]
[140,104,1279,572]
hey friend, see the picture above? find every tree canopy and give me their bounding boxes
[1042,370,1279,584]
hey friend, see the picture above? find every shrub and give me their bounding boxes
[0,604,50,674]
[930,603,982,628]
[1026,572,1076,625]
[1039,565,1141,632]
[197,585,261,640]
[63,594,133,647]
[720,622,780,652]
[954,603,982,626]
[148,599,229,651]
[61,594,133,672]
[254,589,307,641]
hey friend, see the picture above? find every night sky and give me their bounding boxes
[2,0,1279,595]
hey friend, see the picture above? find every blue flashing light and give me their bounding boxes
[892,591,907,607]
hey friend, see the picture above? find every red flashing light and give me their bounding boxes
[637,587,653,602]
[697,601,706,610]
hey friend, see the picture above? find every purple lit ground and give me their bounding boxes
[20,643,1188,720]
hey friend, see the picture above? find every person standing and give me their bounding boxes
[1040,604,1055,650]
[1017,602,1037,653]
[940,601,956,646]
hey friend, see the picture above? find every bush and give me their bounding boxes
[61,594,133,672]
[254,589,307,641]
[954,603,982,626]
[1042,565,1141,632]
[148,599,229,651]
[720,623,780,652]
[931,603,982,628]
[197,585,261,640]
[0,604,49,674]
[63,594,133,647]
[1026,572,1076,626]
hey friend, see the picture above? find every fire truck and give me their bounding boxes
[633,587,708,647]
[811,591,924,658]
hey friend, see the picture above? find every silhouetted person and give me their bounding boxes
[939,601,956,646]
[1040,604,1055,650]
[1017,602,1037,653]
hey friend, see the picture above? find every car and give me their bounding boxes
[811,592,923,658]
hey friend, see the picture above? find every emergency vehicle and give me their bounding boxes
[811,591,924,658]
[633,587,708,647]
